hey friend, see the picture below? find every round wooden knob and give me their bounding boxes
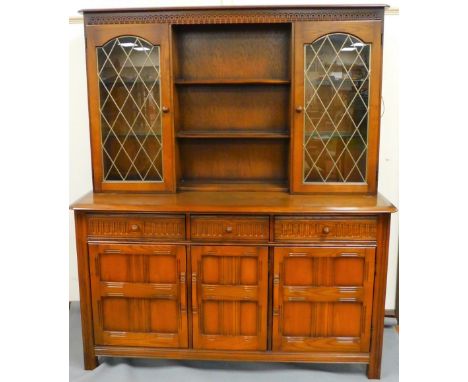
[162,106,169,113]
[130,224,139,231]
[295,106,303,113]
[322,226,330,234]
[225,226,233,233]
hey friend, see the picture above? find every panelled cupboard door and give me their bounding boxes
[88,243,188,348]
[291,21,383,193]
[273,247,375,352]
[191,246,268,350]
[85,23,175,192]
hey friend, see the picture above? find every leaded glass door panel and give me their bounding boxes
[85,24,175,192]
[292,22,383,193]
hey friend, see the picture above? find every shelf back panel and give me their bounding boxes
[178,139,288,185]
[177,85,290,133]
[173,23,291,81]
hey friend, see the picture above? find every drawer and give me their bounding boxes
[274,216,377,241]
[191,215,269,242]
[87,214,185,240]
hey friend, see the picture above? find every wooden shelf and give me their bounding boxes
[178,180,288,192]
[174,79,291,86]
[176,130,290,139]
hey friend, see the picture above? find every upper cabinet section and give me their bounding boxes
[291,21,383,193]
[82,6,385,194]
[85,24,175,192]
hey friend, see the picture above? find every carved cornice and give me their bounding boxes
[85,8,384,25]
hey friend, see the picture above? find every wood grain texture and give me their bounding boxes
[274,216,377,241]
[367,214,391,379]
[176,85,290,132]
[70,191,397,214]
[191,215,269,242]
[191,245,268,350]
[74,212,98,370]
[88,214,185,240]
[272,247,375,353]
[74,6,394,379]
[88,243,188,348]
[94,345,370,363]
[178,139,289,186]
[173,24,291,81]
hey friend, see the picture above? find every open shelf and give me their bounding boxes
[177,130,290,139]
[174,79,290,86]
[173,23,291,81]
[178,139,288,187]
[176,85,289,132]
[172,23,292,192]
[178,179,288,192]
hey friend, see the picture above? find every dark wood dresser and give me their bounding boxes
[71,5,396,379]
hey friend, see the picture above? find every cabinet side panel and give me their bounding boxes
[74,212,98,369]
[367,214,391,379]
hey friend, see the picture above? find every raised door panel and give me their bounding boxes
[191,246,268,350]
[291,21,383,193]
[273,247,375,352]
[88,243,188,348]
[85,23,175,192]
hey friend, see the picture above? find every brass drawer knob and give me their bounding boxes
[130,224,140,231]
[225,226,233,233]
[162,106,169,113]
[322,226,330,234]
[295,106,303,113]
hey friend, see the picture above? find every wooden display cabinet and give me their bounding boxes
[71,5,396,379]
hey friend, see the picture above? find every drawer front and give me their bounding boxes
[191,215,269,242]
[274,216,377,241]
[87,215,185,240]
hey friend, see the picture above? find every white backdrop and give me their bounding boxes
[69,1,399,309]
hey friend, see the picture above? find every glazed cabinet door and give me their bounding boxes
[85,23,175,192]
[291,21,383,193]
[88,243,188,348]
[191,246,268,350]
[273,247,375,352]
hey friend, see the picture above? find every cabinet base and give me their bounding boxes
[94,346,369,364]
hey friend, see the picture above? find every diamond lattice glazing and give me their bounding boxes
[97,36,163,182]
[303,33,370,183]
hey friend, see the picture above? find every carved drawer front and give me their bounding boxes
[191,215,269,242]
[87,215,185,240]
[274,216,377,241]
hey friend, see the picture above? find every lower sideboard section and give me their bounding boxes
[86,241,376,354]
[75,210,393,379]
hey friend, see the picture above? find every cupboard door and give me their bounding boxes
[273,247,375,352]
[291,21,382,193]
[85,23,175,192]
[88,243,188,348]
[191,246,268,350]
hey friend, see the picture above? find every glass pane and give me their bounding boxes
[303,33,370,183]
[97,36,163,182]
